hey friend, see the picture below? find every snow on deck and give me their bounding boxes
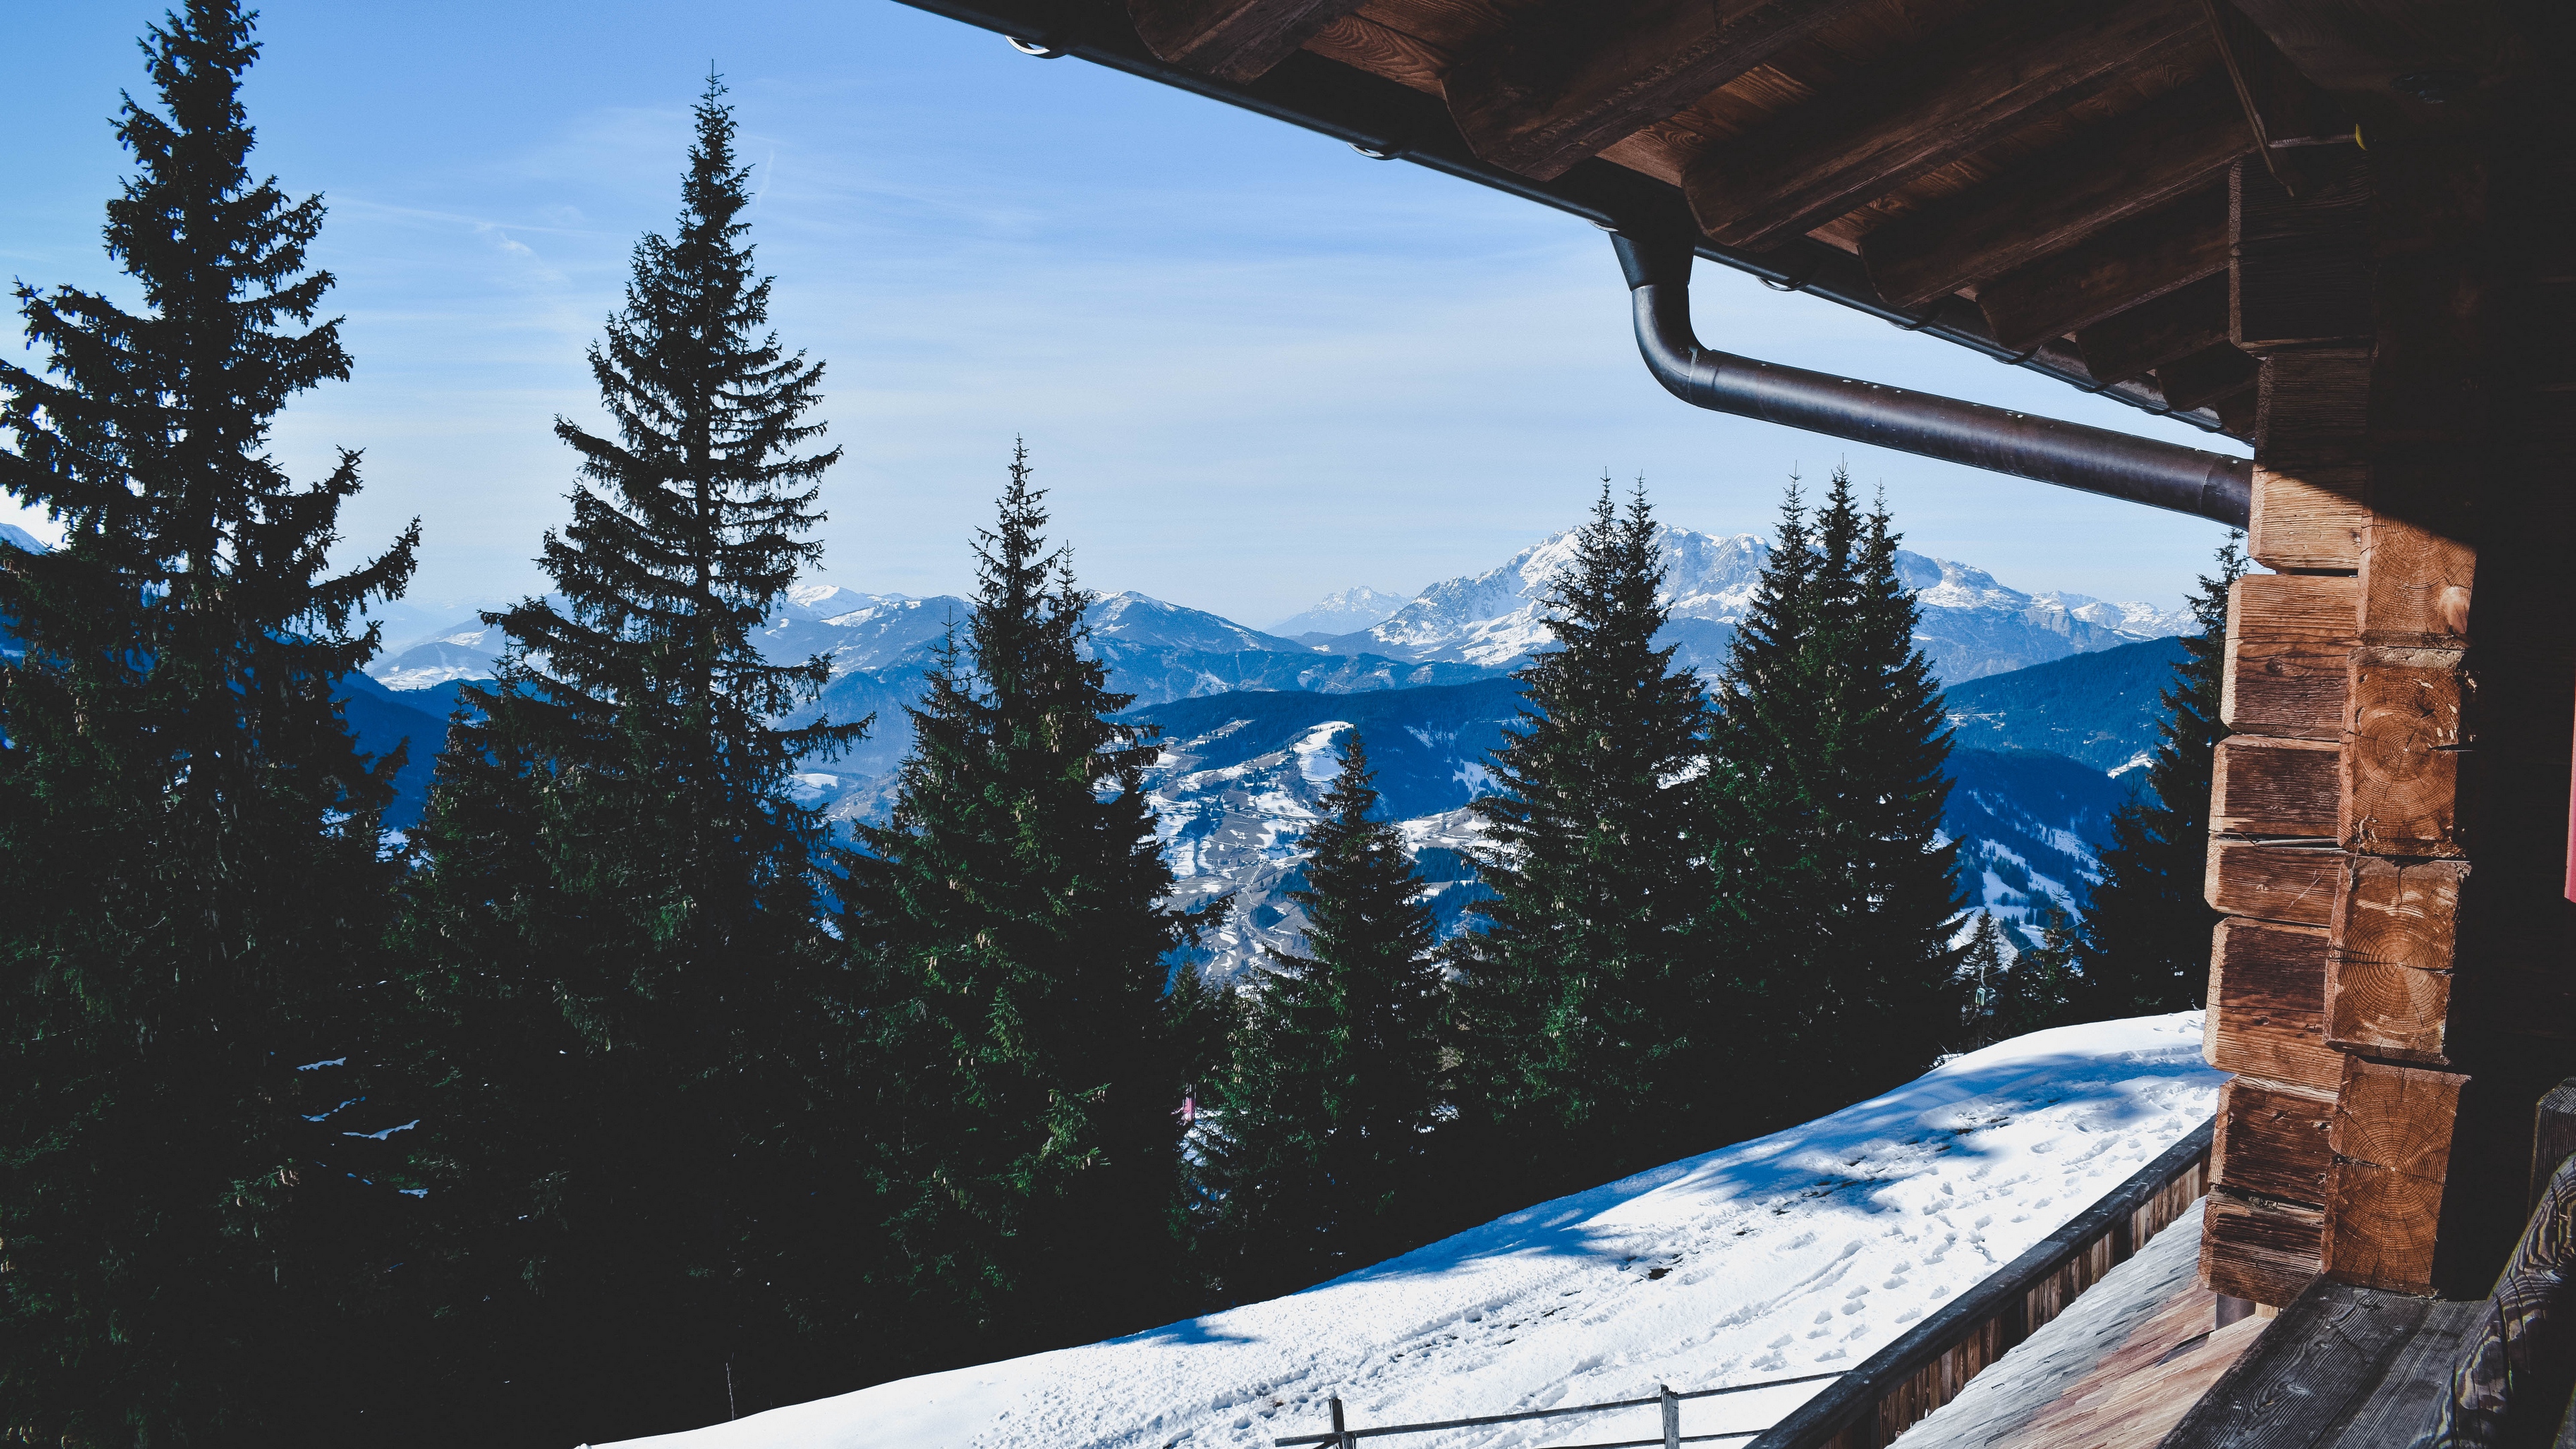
[601,1013,2220,1449]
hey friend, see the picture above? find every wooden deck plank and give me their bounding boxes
[1888,1199,2264,1449]
[2157,1279,2432,1449]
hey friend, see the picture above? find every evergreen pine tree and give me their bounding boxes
[397,75,862,1436]
[846,441,1199,1371]
[1993,910,2083,1037]
[1705,469,1962,1126]
[0,3,423,1435]
[1202,732,1446,1301]
[1958,912,2009,1047]
[1450,478,1712,1188]
[2074,537,2245,1016]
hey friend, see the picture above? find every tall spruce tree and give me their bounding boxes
[845,442,1199,1370]
[1994,909,2083,1037]
[0,2,423,1436]
[1202,732,1446,1301]
[2074,537,2245,1015]
[1705,470,1962,1124]
[397,76,862,1437]
[1957,912,2010,1047]
[1450,479,1712,1187]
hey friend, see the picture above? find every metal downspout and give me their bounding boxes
[1611,231,2253,527]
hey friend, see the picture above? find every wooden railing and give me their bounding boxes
[1746,1116,2214,1449]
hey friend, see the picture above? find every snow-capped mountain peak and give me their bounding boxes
[1273,586,1410,639]
[1316,525,2176,684]
[1087,590,1303,654]
[2029,592,2194,638]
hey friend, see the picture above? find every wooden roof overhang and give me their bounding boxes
[898,0,2275,442]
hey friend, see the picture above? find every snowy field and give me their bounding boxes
[602,1013,2219,1449]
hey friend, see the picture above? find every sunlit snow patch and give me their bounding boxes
[600,1012,2219,1449]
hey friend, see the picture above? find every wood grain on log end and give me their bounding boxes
[2208,918,2341,1089]
[2212,735,2340,838]
[2325,855,2465,1063]
[2201,1189,2324,1305]
[2221,572,2358,740]
[2320,1056,2467,1293]
[2214,1077,2337,1205]
[2208,838,2342,926]
[2340,646,2470,857]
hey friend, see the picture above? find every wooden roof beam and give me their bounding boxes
[1442,0,1863,182]
[2198,0,2353,196]
[2156,339,2260,410]
[1976,182,2230,353]
[2078,272,2230,385]
[2219,0,2529,138]
[1128,0,1371,83]
[1682,0,2208,250]
[1860,72,2253,310]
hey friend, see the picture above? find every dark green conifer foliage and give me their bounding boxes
[0,2,422,1435]
[1958,911,2009,1046]
[846,442,1199,1369]
[1203,732,1446,1301]
[1706,470,1962,1124]
[1450,479,1711,1185]
[2075,537,2245,1016]
[399,76,862,1436]
[1992,910,2083,1037]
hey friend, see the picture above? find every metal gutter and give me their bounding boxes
[1613,231,2254,525]
[889,0,2237,437]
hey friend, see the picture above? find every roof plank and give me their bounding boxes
[1132,0,1376,83]
[1442,0,1861,181]
[1859,72,2252,309]
[2078,273,2230,384]
[1680,0,2207,250]
[2157,340,2260,411]
[1975,182,2229,352]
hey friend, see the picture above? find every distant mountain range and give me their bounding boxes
[1289,527,2189,684]
[6,518,2196,974]
[366,523,2190,699]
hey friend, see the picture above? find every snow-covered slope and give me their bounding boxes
[602,1012,2219,1449]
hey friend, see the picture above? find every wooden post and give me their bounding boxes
[2203,91,2576,1301]
[2195,148,2372,1307]
[1330,1395,1352,1449]
[1662,1384,1681,1449]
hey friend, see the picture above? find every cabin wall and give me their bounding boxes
[2200,117,2576,1303]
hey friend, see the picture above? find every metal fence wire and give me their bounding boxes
[1274,1373,1848,1449]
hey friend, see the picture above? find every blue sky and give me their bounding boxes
[3,0,2239,636]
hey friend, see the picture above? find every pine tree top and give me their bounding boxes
[1,0,415,659]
